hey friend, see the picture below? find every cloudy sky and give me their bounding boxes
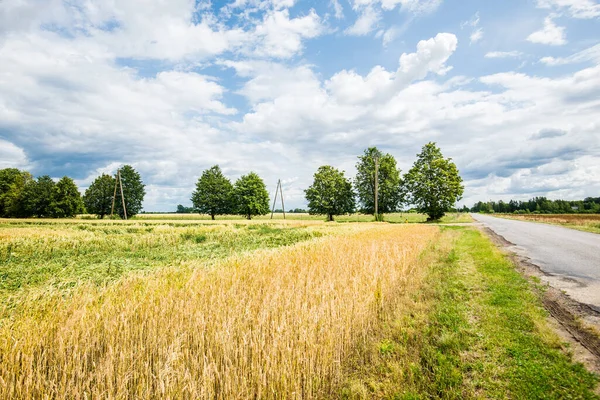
[1,0,599,211]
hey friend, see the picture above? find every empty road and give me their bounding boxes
[472,214,600,311]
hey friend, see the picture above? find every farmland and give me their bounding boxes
[0,218,598,399]
[497,213,600,234]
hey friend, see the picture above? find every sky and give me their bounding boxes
[1,0,599,211]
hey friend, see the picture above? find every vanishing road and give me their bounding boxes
[472,213,600,312]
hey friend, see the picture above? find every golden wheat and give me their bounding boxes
[0,224,438,399]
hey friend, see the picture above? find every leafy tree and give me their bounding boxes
[403,142,464,221]
[23,175,55,217]
[84,174,116,219]
[0,168,33,218]
[176,204,194,213]
[51,176,84,218]
[355,147,403,216]
[232,172,270,220]
[191,165,234,220]
[305,165,355,222]
[113,165,146,218]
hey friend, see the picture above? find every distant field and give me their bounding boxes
[0,219,596,398]
[497,213,600,234]
[121,212,473,224]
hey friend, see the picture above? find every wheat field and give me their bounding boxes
[0,223,438,399]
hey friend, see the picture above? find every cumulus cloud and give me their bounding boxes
[527,17,567,45]
[345,6,381,35]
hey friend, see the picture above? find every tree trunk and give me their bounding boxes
[247,214,252,220]
[328,214,334,222]
[211,214,215,220]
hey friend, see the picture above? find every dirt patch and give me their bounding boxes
[480,226,600,379]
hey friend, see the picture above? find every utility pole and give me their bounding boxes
[374,154,379,219]
[270,179,286,219]
[110,168,128,220]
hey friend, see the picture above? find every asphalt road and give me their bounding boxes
[471,213,600,311]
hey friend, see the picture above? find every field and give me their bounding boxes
[498,214,600,234]
[0,218,597,398]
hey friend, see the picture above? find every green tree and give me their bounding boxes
[114,165,146,218]
[305,165,355,222]
[83,174,116,219]
[355,147,403,216]
[191,165,234,220]
[51,176,84,218]
[23,175,56,217]
[0,168,33,218]
[232,172,270,220]
[403,142,464,221]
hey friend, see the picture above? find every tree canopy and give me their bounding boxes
[404,142,464,221]
[84,174,116,219]
[113,165,146,218]
[23,175,55,218]
[233,172,270,220]
[0,168,33,218]
[51,176,84,218]
[355,147,403,215]
[191,165,233,220]
[305,165,355,221]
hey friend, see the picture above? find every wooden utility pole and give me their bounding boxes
[270,179,286,219]
[374,154,379,218]
[110,168,128,220]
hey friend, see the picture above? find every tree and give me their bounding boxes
[51,176,84,218]
[113,165,146,218]
[83,174,116,219]
[403,142,464,221]
[355,147,403,216]
[0,168,33,218]
[232,172,270,220]
[23,175,55,217]
[191,165,233,220]
[305,165,355,222]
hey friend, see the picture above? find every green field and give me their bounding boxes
[0,218,597,399]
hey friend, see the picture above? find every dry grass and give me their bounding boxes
[0,224,438,399]
[499,214,600,234]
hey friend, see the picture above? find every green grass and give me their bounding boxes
[340,227,598,399]
[0,221,326,302]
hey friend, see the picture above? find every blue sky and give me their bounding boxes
[1,0,599,211]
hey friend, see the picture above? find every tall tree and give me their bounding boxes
[355,147,403,215]
[51,176,84,218]
[191,165,233,220]
[403,142,464,221]
[113,165,146,218]
[84,174,116,219]
[23,175,56,217]
[0,168,33,218]
[305,165,355,222]
[232,172,270,220]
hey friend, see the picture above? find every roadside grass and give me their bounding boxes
[340,227,599,399]
[495,213,600,234]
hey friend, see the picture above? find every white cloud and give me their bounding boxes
[527,17,567,45]
[250,9,324,58]
[540,42,600,65]
[352,0,443,13]
[470,28,483,44]
[331,0,345,19]
[485,51,524,58]
[382,26,400,46]
[345,6,381,35]
[536,0,600,18]
[0,140,29,169]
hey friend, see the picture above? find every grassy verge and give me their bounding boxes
[341,227,598,399]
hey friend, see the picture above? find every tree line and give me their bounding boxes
[191,142,464,221]
[470,197,600,214]
[0,165,146,219]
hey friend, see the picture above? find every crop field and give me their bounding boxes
[498,214,600,234]
[0,218,597,399]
